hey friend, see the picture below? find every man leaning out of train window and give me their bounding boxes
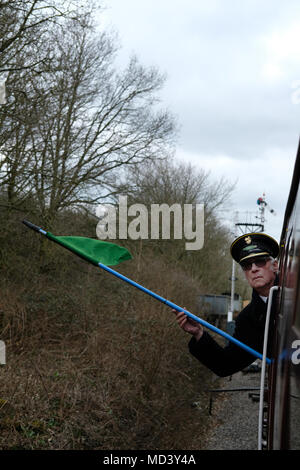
[174,233,279,377]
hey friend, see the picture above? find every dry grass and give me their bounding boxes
[0,215,222,450]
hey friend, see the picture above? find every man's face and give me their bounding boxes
[240,256,278,295]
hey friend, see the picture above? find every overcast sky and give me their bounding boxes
[100,0,300,243]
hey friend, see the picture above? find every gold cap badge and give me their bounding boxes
[245,236,252,245]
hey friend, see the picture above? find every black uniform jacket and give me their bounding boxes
[188,287,277,377]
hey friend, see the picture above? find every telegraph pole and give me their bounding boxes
[228,211,238,322]
[256,193,276,231]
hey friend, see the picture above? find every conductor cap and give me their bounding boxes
[230,232,279,264]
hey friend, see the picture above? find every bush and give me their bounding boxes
[0,209,221,450]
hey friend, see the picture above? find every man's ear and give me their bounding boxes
[272,260,279,272]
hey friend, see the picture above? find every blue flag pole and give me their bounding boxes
[22,220,271,365]
[98,263,271,364]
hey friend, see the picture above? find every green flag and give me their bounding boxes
[46,232,132,266]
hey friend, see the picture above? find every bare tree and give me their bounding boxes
[0,1,92,205]
[0,11,176,224]
[0,0,80,73]
[124,157,234,215]
[121,157,235,291]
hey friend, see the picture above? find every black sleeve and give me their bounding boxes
[188,324,258,377]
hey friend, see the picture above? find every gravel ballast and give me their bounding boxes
[203,368,262,450]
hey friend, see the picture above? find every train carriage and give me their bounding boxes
[266,138,300,449]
